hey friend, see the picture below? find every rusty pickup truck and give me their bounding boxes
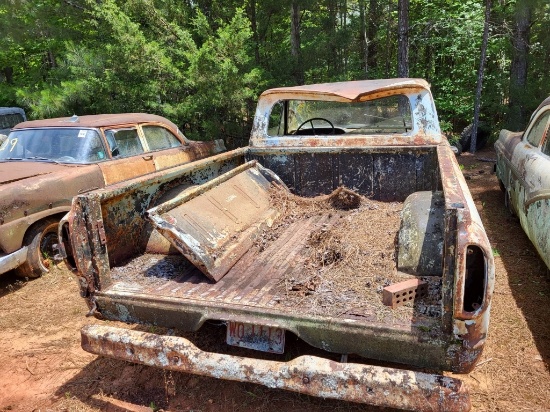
[59,79,494,412]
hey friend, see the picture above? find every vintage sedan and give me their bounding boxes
[495,97,550,269]
[0,113,224,278]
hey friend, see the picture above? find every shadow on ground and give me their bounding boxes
[0,270,30,298]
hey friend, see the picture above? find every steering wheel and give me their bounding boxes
[296,117,335,135]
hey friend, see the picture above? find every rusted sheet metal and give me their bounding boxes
[251,79,442,148]
[436,144,495,372]
[82,324,471,412]
[99,155,156,186]
[98,140,225,186]
[398,191,445,276]
[262,78,430,101]
[64,148,248,291]
[147,160,283,281]
[249,146,440,200]
[0,163,104,254]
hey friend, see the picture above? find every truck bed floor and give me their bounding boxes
[108,206,443,330]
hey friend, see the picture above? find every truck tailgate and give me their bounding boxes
[147,160,282,281]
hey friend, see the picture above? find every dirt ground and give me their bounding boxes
[0,146,549,412]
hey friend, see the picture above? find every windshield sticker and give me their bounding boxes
[78,130,87,138]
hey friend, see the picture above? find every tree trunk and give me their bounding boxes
[327,0,338,76]
[397,0,409,78]
[367,0,379,77]
[341,0,348,75]
[290,1,304,85]
[359,0,368,78]
[248,0,261,65]
[471,0,492,153]
[2,67,14,84]
[385,0,393,77]
[508,1,532,131]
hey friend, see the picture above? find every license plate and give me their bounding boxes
[226,321,285,354]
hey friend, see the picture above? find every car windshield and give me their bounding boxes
[268,95,413,136]
[0,128,106,164]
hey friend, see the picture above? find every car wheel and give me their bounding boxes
[16,218,59,278]
[451,141,462,156]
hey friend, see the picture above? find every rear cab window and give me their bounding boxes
[268,95,412,137]
[0,113,25,130]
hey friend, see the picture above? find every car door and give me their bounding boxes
[139,124,192,171]
[98,126,156,185]
[510,106,550,265]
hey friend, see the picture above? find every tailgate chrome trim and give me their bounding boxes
[81,324,470,412]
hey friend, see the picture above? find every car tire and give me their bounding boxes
[451,141,463,156]
[16,218,59,278]
[460,122,490,152]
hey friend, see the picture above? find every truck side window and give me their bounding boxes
[525,110,550,148]
[142,125,182,151]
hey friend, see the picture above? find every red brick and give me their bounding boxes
[382,279,428,309]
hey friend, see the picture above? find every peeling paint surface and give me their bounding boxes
[495,98,550,269]
[82,324,471,412]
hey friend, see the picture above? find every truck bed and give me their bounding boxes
[106,203,443,332]
[72,147,458,369]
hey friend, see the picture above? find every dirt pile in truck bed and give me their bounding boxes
[258,185,442,322]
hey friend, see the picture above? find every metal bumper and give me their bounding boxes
[0,246,27,275]
[81,325,470,412]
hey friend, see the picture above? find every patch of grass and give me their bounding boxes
[492,248,501,257]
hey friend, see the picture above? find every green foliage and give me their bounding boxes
[1,0,549,144]
[181,9,263,142]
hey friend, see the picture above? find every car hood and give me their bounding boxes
[0,161,86,185]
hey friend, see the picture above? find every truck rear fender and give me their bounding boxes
[452,211,495,359]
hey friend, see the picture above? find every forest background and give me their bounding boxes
[0,0,548,148]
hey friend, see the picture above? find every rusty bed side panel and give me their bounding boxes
[69,149,247,291]
[437,145,495,372]
[82,324,471,412]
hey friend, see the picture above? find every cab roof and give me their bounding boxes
[261,78,431,101]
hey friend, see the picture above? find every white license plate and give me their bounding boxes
[226,321,285,354]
